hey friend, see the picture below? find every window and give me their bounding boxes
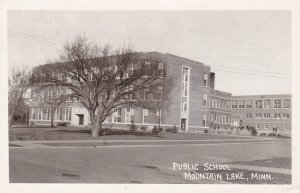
[245,100,252,108]
[274,113,281,119]
[31,108,37,120]
[203,93,207,107]
[113,108,122,123]
[255,100,263,109]
[181,97,187,111]
[282,99,291,108]
[42,108,48,120]
[274,100,281,109]
[158,62,164,70]
[125,108,131,123]
[246,113,252,119]
[181,67,189,113]
[156,110,160,116]
[239,101,245,109]
[282,113,290,119]
[143,109,149,116]
[263,113,270,119]
[255,113,262,119]
[183,67,189,82]
[211,98,215,107]
[263,100,271,109]
[231,100,238,109]
[203,73,208,87]
[202,114,207,126]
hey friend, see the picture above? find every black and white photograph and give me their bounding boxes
[1,0,300,193]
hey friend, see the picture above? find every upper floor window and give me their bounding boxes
[182,67,189,83]
[245,100,252,108]
[282,99,291,108]
[273,100,282,109]
[263,100,271,109]
[203,73,208,87]
[255,100,263,109]
[203,93,208,107]
[238,101,245,109]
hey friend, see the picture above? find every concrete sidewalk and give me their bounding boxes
[228,164,291,175]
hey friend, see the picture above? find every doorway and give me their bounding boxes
[181,118,186,131]
[78,114,84,125]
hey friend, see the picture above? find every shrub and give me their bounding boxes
[129,121,137,132]
[268,133,276,136]
[57,122,67,126]
[204,129,209,134]
[249,126,257,136]
[277,133,282,137]
[260,133,266,136]
[166,125,178,133]
[140,126,147,132]
[152,126,160,135]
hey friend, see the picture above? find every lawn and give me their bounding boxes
[9,126,257,141]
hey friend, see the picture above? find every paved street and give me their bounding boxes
[9,138,291,183]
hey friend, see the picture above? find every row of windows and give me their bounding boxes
[31,107,72,121]
[209,113,231,125]
[254,124,288,130]
[111,108,160,123]
[232,99,291,109]
[208,97,230,109]
[245,113,290,119]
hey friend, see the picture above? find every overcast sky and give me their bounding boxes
[8,11,291,95]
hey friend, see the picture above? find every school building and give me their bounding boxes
[230,94,292,131]
[27,52,292,133]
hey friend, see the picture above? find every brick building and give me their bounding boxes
[28,52,230,132]
[231,94,292,132]
[28,52,292,133]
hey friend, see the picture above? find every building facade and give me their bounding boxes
[27,52,292,133]
[28,52,230,132]
[231,94,292,131]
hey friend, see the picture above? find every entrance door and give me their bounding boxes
[181,118,186,131]
[78,114,84,125]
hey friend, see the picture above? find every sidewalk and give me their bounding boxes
[228,164,291,175]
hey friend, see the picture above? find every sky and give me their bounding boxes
[7,11,291,95]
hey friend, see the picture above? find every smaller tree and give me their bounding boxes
[8,66,31,128]
[33,87,68,127]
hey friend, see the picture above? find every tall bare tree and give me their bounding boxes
[32,36,168,137]
[8,66,31,128]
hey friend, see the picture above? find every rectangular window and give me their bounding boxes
[263,113,270,119]
[183,67,189,83]
[143,109,149,116]
[231,100,238,109]
[211,98,215,107]
[203,93,207,107]
[274,100,282,109]
[282,99,291,108]
[246,113,252,119]
[181,97,187,112]
[282,113,290,119]
[203,73,208,87]
[202,114,207,127]
[255,113,262,119]
[125,108,131,123]
[246,100,252,108]
[274,113,281,119]
[239,101,245,109]
[263,100,271,109]
[255,100,262,109]
[113,108,122,123]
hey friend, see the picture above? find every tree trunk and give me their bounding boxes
[50,107,55,127]
[89,111,99,137]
